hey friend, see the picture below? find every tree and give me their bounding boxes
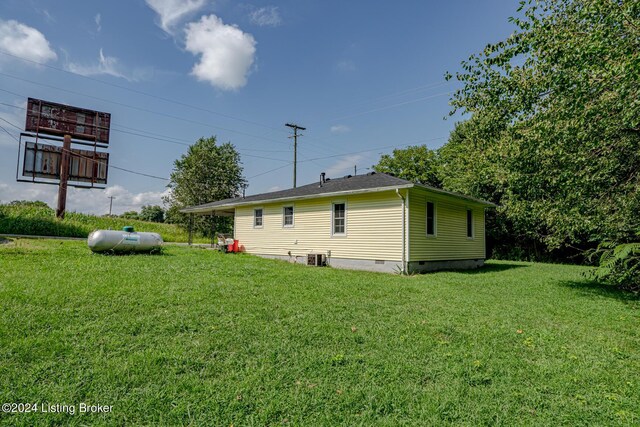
[120,211,139,220]
[444,0,640,262]
[139,205,165,223]
[373,145,442,188]
[164,136,245,236]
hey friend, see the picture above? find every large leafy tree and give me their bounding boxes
[445,0,639,259]
[374,145,442,188]
[139,205,165,223]
[164,136,245,236]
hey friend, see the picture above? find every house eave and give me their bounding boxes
[181,184,415,214]
[414,184,497,207]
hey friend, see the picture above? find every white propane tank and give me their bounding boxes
[87,226,163,253]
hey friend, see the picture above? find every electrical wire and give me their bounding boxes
[0,73,290,146]
[0,49,288,135]
[0,99,295,162]
[247,162,293,179]
[0,123,19,142]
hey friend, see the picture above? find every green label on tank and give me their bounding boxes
[123,234,140,244]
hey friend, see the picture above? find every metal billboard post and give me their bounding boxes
[56,134,72,218]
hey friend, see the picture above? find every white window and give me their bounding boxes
[332,202,346,235]
[254,208,263,228]
[426,201,436,237]
[283,206,294,227]
[466,209,474,238]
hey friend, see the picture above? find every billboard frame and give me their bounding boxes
[16,133,109,190]
[25,98,111,146]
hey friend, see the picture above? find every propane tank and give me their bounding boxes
[88,226,163,253]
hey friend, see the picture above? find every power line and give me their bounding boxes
[248,162,293,179]
[0,49,288,135]
[327,81,450,118]
[0,123,19,142]
[110,165,169,181]
[329,91,452,122]
[0,116,22,132]
[0,98,294,162]
[0,73,290,146]
[298,136,448,164]
[0,116,171,182]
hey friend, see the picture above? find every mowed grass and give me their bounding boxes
[0,239,638,426]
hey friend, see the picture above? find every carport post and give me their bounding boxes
[210,213,216,248]
[188,213,193,246]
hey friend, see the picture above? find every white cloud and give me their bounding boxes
[145,0,207,34]
[39,10,56,24]
[185,15,256,90]
[330,124,350,134]
[95,13,102,32]
[325,154,365,177]
[66,49,144,82]
[0,182,170,216]
[335,60,356,73]
[249,6,282,27]
[0,19,57,64]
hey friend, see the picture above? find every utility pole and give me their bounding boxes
[285,123,305,188]
[108,196,115,216]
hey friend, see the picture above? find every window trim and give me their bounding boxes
[331,201,347,237]
[282,205,294,228]
[253,207,264,228]
[426,200,437,238]
[466,208,474,239]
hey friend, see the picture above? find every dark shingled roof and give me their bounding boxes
[181,172,494,213]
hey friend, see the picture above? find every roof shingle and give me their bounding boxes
[181,172,494,213]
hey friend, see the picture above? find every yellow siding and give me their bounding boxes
[235,190,404,261]
[408,187,485,261]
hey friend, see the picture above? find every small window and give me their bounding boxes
[332,203,346,235]
[283,206,294,227]
[254,208,263,227]
[466,209,473,238]
[426,201,436,236]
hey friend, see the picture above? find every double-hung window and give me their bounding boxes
[254,208,263,227]
[283,206,294,227]
[466,209,473,238]
[332,203,346,235]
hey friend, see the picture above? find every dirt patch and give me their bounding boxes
[0,237,14,245]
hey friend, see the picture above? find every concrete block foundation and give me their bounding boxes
[256,253,484,274]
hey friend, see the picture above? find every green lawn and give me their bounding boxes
[0,239,638,426]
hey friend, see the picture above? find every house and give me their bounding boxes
[181,172,495,273]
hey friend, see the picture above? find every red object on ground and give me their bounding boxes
[227,243,233,252]
[233,239,239,252]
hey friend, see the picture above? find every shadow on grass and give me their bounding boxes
[560,280,640,303]
[93,250,170,257]
[454,262,529,275]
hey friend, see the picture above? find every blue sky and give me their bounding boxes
[0,0,517,214]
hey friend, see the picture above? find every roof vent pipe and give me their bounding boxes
[320,172,326,186]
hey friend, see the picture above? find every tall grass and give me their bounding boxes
[0,201,207,243]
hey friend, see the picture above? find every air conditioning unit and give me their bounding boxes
[307,253,326,267]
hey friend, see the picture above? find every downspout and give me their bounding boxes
[395,189,406,274]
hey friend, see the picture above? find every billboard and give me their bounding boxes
[25,98,111,145]
[22,141,109,185]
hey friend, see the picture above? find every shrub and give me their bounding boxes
[589,238,640,292]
